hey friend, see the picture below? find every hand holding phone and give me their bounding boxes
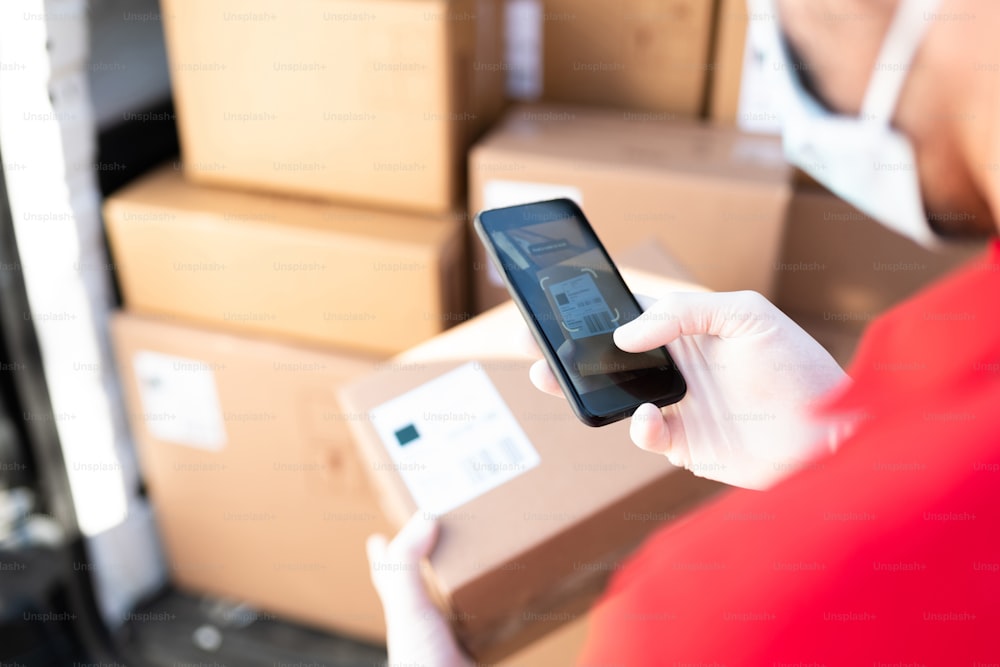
[528,286,855,489]
[474,199,687,427]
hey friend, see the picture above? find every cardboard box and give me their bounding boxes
[339,268,724,662]
[468,104,792,311]
[539,0,716,115]
[104,165,467,356]
[161,0,505,213]
[110,312,394,641]
[707,0,748,124]
[775,186,985,333]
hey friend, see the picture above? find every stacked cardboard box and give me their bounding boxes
[536,0,716,114]
[104,166,467,356]
[161,0,505,213]
[110,313,392,640]
[468,103,792,311]
[105,0,509,649]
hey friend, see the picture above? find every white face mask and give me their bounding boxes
[753,0,944,248]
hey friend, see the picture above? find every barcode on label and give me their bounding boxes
[461,437,524,485]
[584,310,615,335]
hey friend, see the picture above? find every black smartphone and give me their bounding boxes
[474,198,686,427]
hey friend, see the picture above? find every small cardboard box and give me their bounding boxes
[104,164,467,356]
[161,0,505,213]
[540,0,716,115]
[339,267,723,662]
[110,312,393,641]
[468,104,792,311]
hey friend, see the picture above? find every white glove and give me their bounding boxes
[367,513,473,667]
[529,291,853,489]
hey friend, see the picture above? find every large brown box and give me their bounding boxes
[161,0,505,213]
[469,104,792,311]
[340,267,724,663]
[540,0,716,115]
[104,165,467,356]
[775,186,985,332]
[110,312,393,641]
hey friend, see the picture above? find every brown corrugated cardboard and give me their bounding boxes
[775,186,985,332]
[110,312,393,641]
[104,164,467,356]
[496,615,590,666]
[468,104,792,311]
[161,0,505,213]
[540,0,716,115]
[339,269,724,663]
[708,0,748,124]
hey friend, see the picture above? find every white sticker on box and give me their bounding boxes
[505,0,543,100]
[368,362,540,516]
[482,180,584,286]
[132,351,226,451]
[736,14,783,135]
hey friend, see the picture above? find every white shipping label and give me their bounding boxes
[132,351,227,451]
[482,180,584,286]
[548,272,619,340]
[368,362,540,516]
[737,13,783,135]
[505,0,543,100]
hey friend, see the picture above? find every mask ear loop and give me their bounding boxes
[860,0,943,126]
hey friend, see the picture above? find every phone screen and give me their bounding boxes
[478,199,685,423]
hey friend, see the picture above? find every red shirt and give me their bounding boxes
[580,241,1000,666]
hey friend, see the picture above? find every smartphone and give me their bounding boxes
[474,198,686,427]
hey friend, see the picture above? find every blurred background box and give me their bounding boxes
[110,312,393,642]
[775,185,985,337]
[160,0,505,213]
[103,164,467,356]
[707,0,747,125]
[339,267,724,663]
[537,0,716,115]
[468,104,792,311]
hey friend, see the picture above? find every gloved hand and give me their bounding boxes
[366,513,473,667]
[529,291,853,490]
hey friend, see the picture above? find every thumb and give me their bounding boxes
[614,291,777,353]
[367,513,439,609]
